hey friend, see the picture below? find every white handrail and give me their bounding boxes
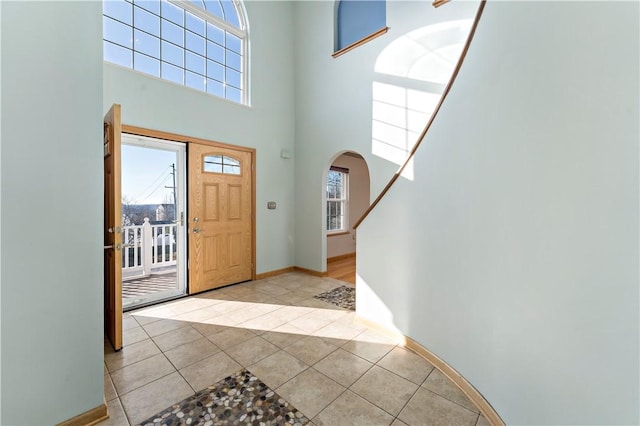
[122,218,177,279]
[122,224,143,271]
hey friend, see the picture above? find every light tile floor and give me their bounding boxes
[102,272,489,426]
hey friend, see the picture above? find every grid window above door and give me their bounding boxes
[103,0,248,104]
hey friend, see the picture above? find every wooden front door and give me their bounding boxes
[188,143,254,293]
[104,104,123,351]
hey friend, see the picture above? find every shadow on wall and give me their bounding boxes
[372,19,474,179]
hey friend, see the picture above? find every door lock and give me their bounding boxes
[193,227,200,234]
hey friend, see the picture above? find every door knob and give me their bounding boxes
[193,227,200,234]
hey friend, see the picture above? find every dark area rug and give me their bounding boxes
[314,285,355,310]
[138,369,310,426]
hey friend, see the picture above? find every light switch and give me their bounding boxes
[267,201,276,210]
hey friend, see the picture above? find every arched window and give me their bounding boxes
[103,0,248,104]
[334,0,387,57]
[203,154,241,174]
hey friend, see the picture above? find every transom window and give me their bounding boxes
[334,0,387,57]
[326,167,349,232]
[204,154,240,174]
[103,0,248,104]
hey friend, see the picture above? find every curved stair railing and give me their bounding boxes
[353,0,488,230]
[350,2,505,425]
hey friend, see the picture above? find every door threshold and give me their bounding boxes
[123,292,187,313]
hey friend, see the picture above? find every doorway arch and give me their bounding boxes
[323,151,371,281]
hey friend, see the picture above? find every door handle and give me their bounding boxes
[103,245,113,250]
[193,227,200,234]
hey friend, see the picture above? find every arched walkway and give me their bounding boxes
[324,151,371,283]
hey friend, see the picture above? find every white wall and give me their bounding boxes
[327,153,370,258]
[293,1,479,272]
[0,2,3,421]
[103,0,296,274]
[1,2,104,424]
[357,1,639,424]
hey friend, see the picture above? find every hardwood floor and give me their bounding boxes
[327,253,356,284]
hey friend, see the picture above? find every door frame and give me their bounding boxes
[121,124,257,288]
[104,104,123,351]
[121,133,188,308]
[188,142,254,293]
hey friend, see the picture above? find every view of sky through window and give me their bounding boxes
[122,144,178,205]
[103,0,245,103]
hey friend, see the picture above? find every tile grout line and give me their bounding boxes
[302,366,353,423]
[273,328,398,422]
[110,272,450,425]
[420,387,482,416]
[171,303,339,421]
[390,363,433,424]
[338,348,430,421]
[342,337,396,365]
[418,364,483,415]
[158,323,210,394]
[117,317,190,425]
[474,412,482,426]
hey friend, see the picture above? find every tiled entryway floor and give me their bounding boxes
[103,272,489,426]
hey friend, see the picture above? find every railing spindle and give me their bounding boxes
[122,220,177,277]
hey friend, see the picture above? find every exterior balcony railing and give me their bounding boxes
[121,218,177,280]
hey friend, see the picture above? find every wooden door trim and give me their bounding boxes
[104,104,123,351]
[121,125,256,283]
[122,125,256,153]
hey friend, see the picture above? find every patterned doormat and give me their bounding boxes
[138,369,310,426]
[314,286,355,310]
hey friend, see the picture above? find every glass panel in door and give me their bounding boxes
[121,134,187,310]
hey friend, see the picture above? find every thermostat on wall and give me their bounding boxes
[280,150,292,159]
